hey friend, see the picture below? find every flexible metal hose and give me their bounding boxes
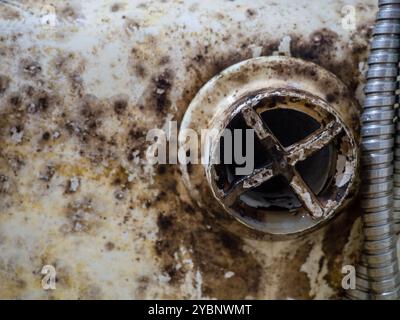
[347,0,400,300]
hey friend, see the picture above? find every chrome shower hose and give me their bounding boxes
[347,0,400,300]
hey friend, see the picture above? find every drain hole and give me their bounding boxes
[217,108,335,211]
[241,175,301,210]
[241,144,333,211]
[260,108,320,147]
[296,145,333,195]
[218,113,272,185]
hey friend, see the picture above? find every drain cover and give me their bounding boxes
[180,56,360,238]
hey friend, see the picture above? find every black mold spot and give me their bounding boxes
[9,94,21,107]
[246,8,257,18]
[114,99,128,115]
[159,56,170,66]
[37,95,50,112]
[219,231,240,252]
[12,124,23,133]
[134,63,147,78]
[59,5,79,21]
[182,202,195,215]
[39,165,56,182]
[291,27,370,93]
[0,175,10,194]
[326,91,339,104]
[193,54,205,63]
[21,60,42,77]
[318,256,325,274]
[291,28,339,62]
[157,164,167,175]
[157,213,174,232]
[212,52,250,75]
[42,131,51,141]
[63,95,109,154]
[128,128,143,141]
[53,52,86,95]
[0,75,10,95]
[153,71,172,113]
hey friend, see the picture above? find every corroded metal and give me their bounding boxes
[181,57,360,238]
[221,106,343,220]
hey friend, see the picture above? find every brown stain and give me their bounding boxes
[152,70,173,114]
[61,198,101,235]
[158,27,370,299]
[191,227,262,299]
[105,241,115,251]
[0,260,27,299]
[135,275,150,299]
[19,59,42,78]
[246,8,257,18]
[52,52,86,96]
[64,95,104,142]
[175,48,271,122]
[291,27,370,93]
[153,166,262,299]
[129,40,154,79]
[111,3,123,12]
[54,265,74,290]
[0,83,62,165]
[111,165,133,191]
[57,4,80,21]
[78,283,103,299]
[0,6,21,20]
[0,74,11,95]
[113,98,128,115]
[0,50,147,183]
[132,63,147,79]
[275,241,314,299]
[321,199,361,298]
[0,174,12,194]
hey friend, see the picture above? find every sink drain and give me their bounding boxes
[180,56,360,238]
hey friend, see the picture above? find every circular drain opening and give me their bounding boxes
[207,89,356,235]
[241,109,334,211]
[179,56,359,238]
[215,105,335,212]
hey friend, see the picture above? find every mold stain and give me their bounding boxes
[0,5,21,21]
[290,27,370,93]
[321,200,361,297]
[0,1,375,299]
[275,241,314,299]
[0,74,11,95]
[153,168,263,299]
[61,198,100,235]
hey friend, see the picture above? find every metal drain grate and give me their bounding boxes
[207,90,355,235]
[180,56,360,238]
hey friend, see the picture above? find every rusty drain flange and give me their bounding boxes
[179,56,360,239]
